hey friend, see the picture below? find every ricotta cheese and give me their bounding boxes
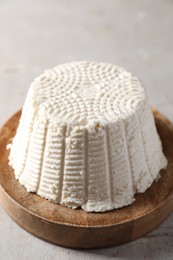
[8,61,167,212]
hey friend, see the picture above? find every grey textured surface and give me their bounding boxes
[0,0,173,259]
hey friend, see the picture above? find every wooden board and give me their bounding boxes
[0,110,173,249]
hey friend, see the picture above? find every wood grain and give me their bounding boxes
[0,110,173,249]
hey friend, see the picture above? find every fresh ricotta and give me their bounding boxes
[8,61,167,212]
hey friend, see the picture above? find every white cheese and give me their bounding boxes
[8,61,167,212]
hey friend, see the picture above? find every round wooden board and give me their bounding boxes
[0,110,173,249]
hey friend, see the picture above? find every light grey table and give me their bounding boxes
[0,0,173,259]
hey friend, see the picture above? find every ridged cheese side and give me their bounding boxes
[8,61,167,212]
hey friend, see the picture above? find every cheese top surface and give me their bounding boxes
[30,61,145,126]
[8,61,167,212]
